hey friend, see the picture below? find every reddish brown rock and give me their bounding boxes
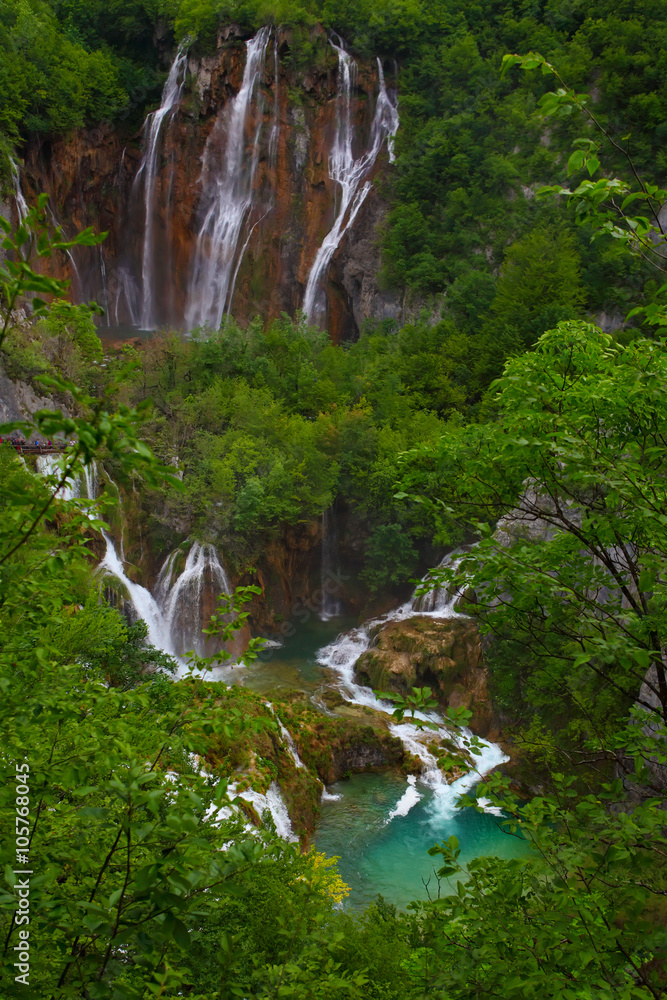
[19,26,400,340]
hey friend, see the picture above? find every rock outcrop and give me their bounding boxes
[355,615,497,738]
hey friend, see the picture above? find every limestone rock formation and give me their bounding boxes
[355,615,497,738]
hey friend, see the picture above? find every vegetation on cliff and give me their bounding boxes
[2,4,667,997]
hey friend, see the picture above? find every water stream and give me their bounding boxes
[303,44,399,325]
[10,157,28,221]
[185,27,272,329]
[135,44,189,330]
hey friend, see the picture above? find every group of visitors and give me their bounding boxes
[0,436,60,453]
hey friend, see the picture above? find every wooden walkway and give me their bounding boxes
[1,442,66,455]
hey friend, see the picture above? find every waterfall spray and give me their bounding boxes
[303,44,399,325]
[185,27,271,330]
[135,44,189,330]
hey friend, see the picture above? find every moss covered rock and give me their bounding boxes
[355,615,496,738]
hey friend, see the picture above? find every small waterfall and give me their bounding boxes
[303,46,399,325]
[316,552,506,821]
[265,703,306,769]
[35,455,80,501]
[320,507,343,620]
[10,158,28,222]
[217,780,297,841]
[185,27,271,330]
[135,44,189,330]
[99,532,176,655]
[159,543,232,657]
[98,246,108,314]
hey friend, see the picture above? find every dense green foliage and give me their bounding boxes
[2,5,667,997]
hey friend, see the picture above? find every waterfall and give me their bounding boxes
[265,702,306,769]
[316,551,507,821]
[211,780,297,841]
[185,27,271,330]
[98,246,108,314]
[10,158,28,222]
[111,267,141,327]
[99,533,176,654]
[320,506,343,620]
[303,46,399,325]
[35,455,80,501]
[135,44,189,330]
[159,542,232,656]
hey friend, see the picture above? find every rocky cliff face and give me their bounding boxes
[18,25,400,342]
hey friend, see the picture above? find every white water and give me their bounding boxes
[135,44,189,330]
[111,267,141,327]
[10,158,28,221]
[221,780,297,841]
[99,532,176,654]
[268,31,280,166]
[316,553,507,823]
[264,701,306,769]
[303,45,399,325]
[279,720,306,769]
[387,774,422,821]
[321,787,342,803]
[98,539,233,666]
[160,543,232,657]
[35,455,79,501]
[185,27,271,330]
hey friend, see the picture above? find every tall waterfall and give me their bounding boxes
[185,27,272,330]
[135,44,189,330]
[303,46,399,325]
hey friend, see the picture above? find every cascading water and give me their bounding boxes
[185,27,271,330]
[99,534,177,655]
[35,455,79,501]
[111,268,141,327]
[10,158,28,222]
[265,702,306,769]
[268,32,280,167]
[135,44,189,330]
[159,543,232,656]
[316,552,507,822]
[303,45,399,325]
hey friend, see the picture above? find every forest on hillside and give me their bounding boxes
[1,0,667,997]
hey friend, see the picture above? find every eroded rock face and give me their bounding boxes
[19,25,400,341]
[355,615,497,738]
